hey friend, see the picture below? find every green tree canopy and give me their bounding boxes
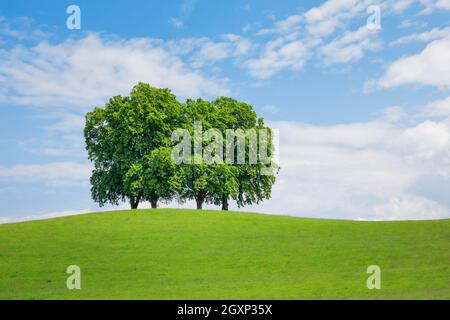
[175,97,278,210]
[84,83,183,209]
[85,83,278,211]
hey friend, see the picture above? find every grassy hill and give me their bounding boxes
[0,209,448,299]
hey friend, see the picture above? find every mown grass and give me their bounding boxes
[0,209,448,299]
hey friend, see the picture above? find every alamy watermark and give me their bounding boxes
[66,265,81,290]
[366,265,381,289]
[366,5,381,30]
[66,5,81,30]
[171,121,279,175]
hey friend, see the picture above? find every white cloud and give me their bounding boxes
[374,37,450,89]
[257,0,372,37]
[261,14,303,35]
[13,112,87,158]
[190,34,252,67]
[0,33,229,110]
[246,0,381,77]
[0,208,92,224]
[303,0,372,38]
[424,95,450,116]
[246,37,311,78]
[372,195,449,220]
[437,0,450,9]
[275,0,413,37]
[0,162,92,186]
[240,111,450,220]
[20,134,85,158]
[245,0,450,78]
[390,26,450,45]
[377,106,406,123]
[398,19,428,29]
[320,26,382,64]
[388,0,416,13]
[0,16,52,43]
[418,0,450,13]
[46,113,85,133]
[403,120,450,158]
[169,17,184,29]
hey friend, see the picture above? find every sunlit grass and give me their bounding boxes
[0,209,448,299]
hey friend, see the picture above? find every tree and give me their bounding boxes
[212,97,260,210]
[85,82,278,212]
[212,97,278,210]
[146,147,182,207]
[84,83,182,209]
[124,147,181,208]
[208,164,239,210]
[235,117,279,208]
[175,97,278,210]
[176,98,219,210]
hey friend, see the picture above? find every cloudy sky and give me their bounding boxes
[0,0,450,222]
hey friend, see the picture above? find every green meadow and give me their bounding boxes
[0,209,448,299]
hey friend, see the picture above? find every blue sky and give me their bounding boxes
[1,0,450,222]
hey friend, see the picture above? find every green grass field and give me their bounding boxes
[0,209,449,299]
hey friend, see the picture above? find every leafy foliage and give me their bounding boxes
[85,83,278,210]
[85,83,183,209]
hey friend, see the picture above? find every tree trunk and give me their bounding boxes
[221,195,229,211]
[150,197,158,209]
[195,196,204,210]
[130,198,139,210]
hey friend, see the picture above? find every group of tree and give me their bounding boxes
[84,82,278,211]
